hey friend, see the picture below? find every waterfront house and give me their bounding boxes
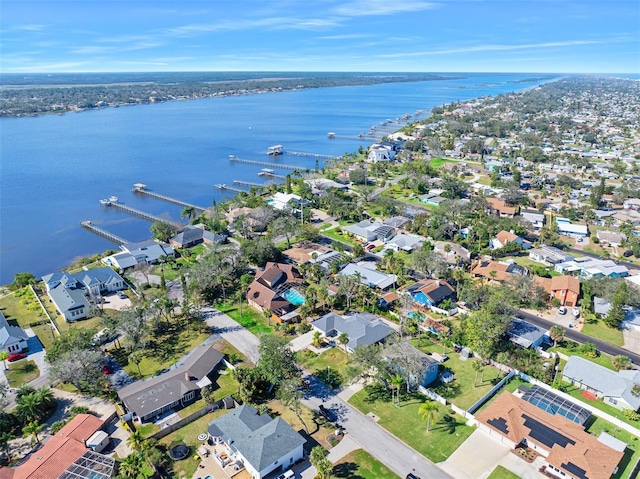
[207,405,306,479]
[0,311,28,355]
[383,341,440,388]
[169,224,227,248]
[0,414,115,479]
[311,312,393,352]
[476,392,624,479]
[269,192,306,212]
[118,343,224,423]
[102,239,175,270]
[406,279,456,309]
[42,267,125,321]
[562,356,640,412]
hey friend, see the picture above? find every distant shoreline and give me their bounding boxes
[0,73,471,118]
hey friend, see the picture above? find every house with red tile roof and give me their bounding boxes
[1,414,115,479]
[476,392,624,479]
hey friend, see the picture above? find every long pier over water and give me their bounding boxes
[286,151,339,160]
[102,199,182,227]
[132,184,206,213]
[228,155,307,171]
[81,221,129,246]
[233,180,265,188]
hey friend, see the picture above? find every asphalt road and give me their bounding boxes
[516,309,640,365]
[301,374,452,479]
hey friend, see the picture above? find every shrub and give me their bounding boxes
[298,322,312,334]
[623,409,640,421]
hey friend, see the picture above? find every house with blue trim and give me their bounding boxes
[406,279,456,308]
[384,342,440,388]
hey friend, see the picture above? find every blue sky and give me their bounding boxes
[1,0,638,73]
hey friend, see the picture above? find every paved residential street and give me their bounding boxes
[203,309,452,479]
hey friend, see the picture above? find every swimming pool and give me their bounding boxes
[283,288,305,306]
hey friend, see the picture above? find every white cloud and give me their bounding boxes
[333,0,436,17]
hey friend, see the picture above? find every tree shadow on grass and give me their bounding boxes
[333,462,363,479]
[431,414,465,434]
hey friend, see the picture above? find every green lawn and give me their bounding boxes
[430,158,457,169]
[5,359,40,387]
[487,465,521,479]
[586,417,640,479]
[550,341,616,370]
[333,449,400,479]
[0,287,57,350]
[349,386,474,463]
[159,408,228,478]
[410,339,506,410]
[298,347,350,388]
[321,227,360,248]
[580,317,624,347]
[109,323,210,378]
[218,303,273,335]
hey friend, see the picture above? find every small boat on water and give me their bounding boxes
[327,132,335,139]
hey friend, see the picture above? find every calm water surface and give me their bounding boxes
[1,73,552,283]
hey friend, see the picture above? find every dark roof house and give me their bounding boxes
[118,344,224,422]
[311,312,393,352]
[170,225,227,248]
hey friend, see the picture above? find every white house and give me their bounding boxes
[207,405,306,479]
[0,311,28,354]
[556,218,588,237]
[342,221,393,242]
[269,192,305,212]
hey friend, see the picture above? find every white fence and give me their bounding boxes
[418,386,447,405]
[467,369,516,414]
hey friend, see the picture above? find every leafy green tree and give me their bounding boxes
[46,328,96,363]
[316,458,334,479]
[23,421,44,444]
[12,272,36,289]
[346,344,386,385]
[257,335,301,387]
[180,206,196,222]
[605,282,628,328]
[0,351,8,371]
[612,355,631,371]
[277,377,309,433]
[128,351,144,377]
[549,325,564,347]
[337,333,349,352]
[389,373,403,406]
[127,430,144,451]
[150,221,176,242]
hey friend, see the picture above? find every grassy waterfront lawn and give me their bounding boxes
[333,449,400,479]
[409,339,506,410]
[5,360,40,387]
[348,386,474,463]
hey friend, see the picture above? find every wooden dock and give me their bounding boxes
[258,171,286,180]
[286,151,339,160]
[81,221,129,246]
[215,183,246,194]
[328,134,379,142]
[132,184,206,213]
[102,199,181,227]
[233,180,265,188]
[228,155,307,171]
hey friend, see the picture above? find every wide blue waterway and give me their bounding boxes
[0,73,553,284]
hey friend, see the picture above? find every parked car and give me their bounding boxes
[406,474,421,479]
[7,352,25,362]
[558,306,567,315]
[318,404,337,422]
[100,364,112,375]
[117,291,127,299]
[276,470,294,479]
[572,308,580,318]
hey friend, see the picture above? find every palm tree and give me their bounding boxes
[549,325,564,347]
[0,351,8,371]
[127,430,144,451]
[17,393,41,424]
[338,333,349,352]
[180,206,196,222]
[418,400,439,432]
[312,331,323,348]
[128,351,143,377]
[612,355,631,371]
[23,421,44,444]
[389,373,403,406]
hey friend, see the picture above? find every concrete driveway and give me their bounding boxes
[203,308,260,364]
[301,374,452,479]
[289,331,314,352]
[439,429,510,479]
[102,291,131,311]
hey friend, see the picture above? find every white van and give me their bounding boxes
[277,470,294,479]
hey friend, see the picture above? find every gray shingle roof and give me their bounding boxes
[118,344,224,418]
[0,311,28,349]
[563,356,640,410]
[312,312,393,350]
[207,405,306,472]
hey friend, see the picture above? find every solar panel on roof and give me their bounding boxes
[487,417,510,435]
[522,414,576,449]
[561,461,588,479]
